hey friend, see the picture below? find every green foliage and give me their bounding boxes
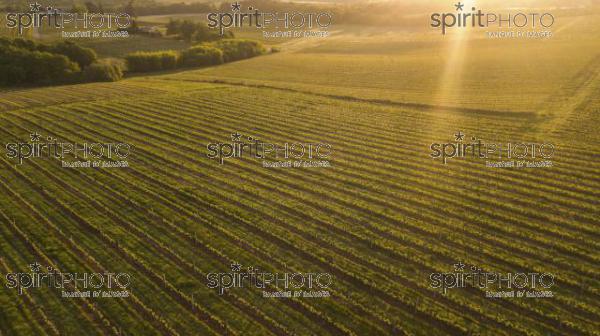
[125,50,178,72]
[77,35,193,58]
[210,39,266,63]
[45,41,98,68]
[0,45,80,86]
[125,39,265,73]
[179,45,224,68]
[0,37,96,68]
[123,0,136,18]
[84,1,99,12]
[166,19,232,42]
[179,20,198,42]
[160,51,179,70]
[194,25,233,43]
[83,59,124,82]
[10,37,37,51]
[166,19,182,36]
[120,19,140,34]
[70,3,86,14]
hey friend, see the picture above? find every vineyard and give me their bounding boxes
[0,4,599,336]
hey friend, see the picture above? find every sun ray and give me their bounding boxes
[428,0,477,135]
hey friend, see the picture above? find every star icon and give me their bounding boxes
[454,131,465,142]
[453,261,465,272]
[455,2,464,11]
[231,2,241,11]
[30,132,42,142]
[30,2,42,12]
[29,262,41,272]
[231,132,242,142]
[231,262,242,272]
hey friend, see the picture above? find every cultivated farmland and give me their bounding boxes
[0,3,599,336]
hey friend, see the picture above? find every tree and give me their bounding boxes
[125,51,178,72]
[84,1,99,13]
[50,41,97,68]
[166,19,182,36]
[194,25,228,42]
[70,4,86,14]
[179,20,198,42]
[0,46,79,86]
[11,38,37,51]
[180,45,223,67]
[124,0,136,18]
[84,59,123,82]
[212,39,266,62]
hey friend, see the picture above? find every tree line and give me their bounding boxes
[0,38,123,86]
[126,39,266,73]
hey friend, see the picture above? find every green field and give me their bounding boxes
[0,2,599,336]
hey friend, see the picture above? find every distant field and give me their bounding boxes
[79,35,193,58]
[175,13,600,112]
[0,3,598,336]
[136,13,292,45]
[0,13,278,57]
[138,13,208,24]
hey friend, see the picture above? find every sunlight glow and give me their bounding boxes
[429,0,477,131]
